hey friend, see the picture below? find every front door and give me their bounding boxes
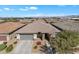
[37,32,42,40]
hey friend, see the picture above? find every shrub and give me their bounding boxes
[6,44,13,53]
[13,41,17,44]
[33,46,37,49]
[0,44,7,51]
[36,41,41,45]
[50,31,79,53]
[3,42,7,45]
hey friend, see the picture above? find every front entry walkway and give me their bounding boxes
[10,40,32,54]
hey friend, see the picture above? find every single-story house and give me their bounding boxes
[0,22,25,43]
[16,20,60,41]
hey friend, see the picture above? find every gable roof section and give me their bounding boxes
[16,20,60,34]
[0,22,25,34]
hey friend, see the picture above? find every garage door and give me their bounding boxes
[20,34,33,40]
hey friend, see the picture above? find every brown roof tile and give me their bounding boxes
[0,22,25,34]
[16,20,60,34]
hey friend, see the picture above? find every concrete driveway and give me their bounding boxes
[11,40,32,54]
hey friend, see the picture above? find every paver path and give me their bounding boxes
[11,40,32,54]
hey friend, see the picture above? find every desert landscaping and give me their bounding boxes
[0,16,78,54]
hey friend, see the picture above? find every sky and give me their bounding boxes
[0,5,79,17]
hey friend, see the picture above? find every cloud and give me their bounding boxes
[19,6,38,11]
[19,7,28,11]
[0,6,38,12]
[4,8,11,11]
[23,13,51,17]
[3,8,14,11]
[26,13,69,17]
[29,7,38,10]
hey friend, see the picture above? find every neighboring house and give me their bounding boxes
[0,22,25,44]
[16,20,60,41]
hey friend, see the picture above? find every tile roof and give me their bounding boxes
[16,20,60,34]
[0,22,25,34]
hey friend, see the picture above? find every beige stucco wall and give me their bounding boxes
[9,33,16,40]
[6,35,10,41]
[2,33,17,42]
[0,34,8,43]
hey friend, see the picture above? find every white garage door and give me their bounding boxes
[20,34,33,40]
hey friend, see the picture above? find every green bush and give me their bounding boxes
[50,31,79,53]
[0,44,7,51]
[13,41,17,44]
[33,45,37,49]
[3,42,7,45]
[6,45,13,53]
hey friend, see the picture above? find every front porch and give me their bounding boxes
[33,32,57,41]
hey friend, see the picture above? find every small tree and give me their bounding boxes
[50,31,79,53]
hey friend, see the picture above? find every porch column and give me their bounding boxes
[7,35,10,41]
[17,34,20,40]
[33,34,37,39]
[51,32,56,38]
[42,34,45,40]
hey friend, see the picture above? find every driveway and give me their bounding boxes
[11,40,32,54]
